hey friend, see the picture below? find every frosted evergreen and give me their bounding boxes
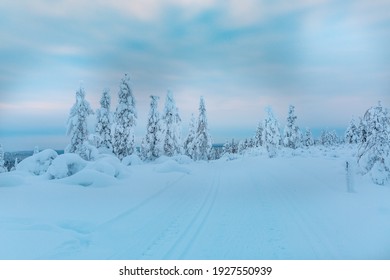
[283,105,302,149]
[357,101,390,184]
[254,122,264,147]
[193,96,212,160]
[0,144,6,173]
[113,74,137,160]
[65,86,94,160]
[302,128,314,147]
[95,89,113,151]
[141,95,163,161]
[320,129,339,146]
[162,91,182,157]
[33,146,39,155]
[183,113,197,159]
[263,107,281,158]
[345,117,359,144]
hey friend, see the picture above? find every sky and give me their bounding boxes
[0,0,389,151]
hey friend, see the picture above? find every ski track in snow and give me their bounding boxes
[1,149,389,259]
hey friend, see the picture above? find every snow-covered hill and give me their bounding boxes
[0,146,389,259]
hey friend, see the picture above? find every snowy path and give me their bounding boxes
[1,154,389,259]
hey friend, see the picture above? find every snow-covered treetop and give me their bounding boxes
[100,89,111,109]
[117,73,137,119]
[163,90,181,122]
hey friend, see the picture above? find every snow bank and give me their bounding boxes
[171,155,193,164]
[47,153,87,179]
[89,155,127,178]
[154,159,190,174]
[122,154,143,166]
[58,169,117,188]
[16,149,58,175]
[0,172,25,187]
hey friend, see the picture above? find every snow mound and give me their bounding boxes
[88,155,126,178]
[58,169,117,188]
[154,159,190,174]
[47,153,87,179]
[122,154,143,166]
[219,153,240,161]
[370,161,389,185]
[171,155,193,164]
[154,156,171,164]
[16,149,58,175]
[155,155,193,165]
[0,173,25,187]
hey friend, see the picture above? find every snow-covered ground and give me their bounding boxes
[0,146,389,260]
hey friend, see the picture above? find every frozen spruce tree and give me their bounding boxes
[183,113,197,159]
[65,86,94,160]
[162,91,182,157]
[357,116,367,144]
[194,96,212,161]
[0,144,6,173]
[254,122,264,147]
[357,101,390,185]
[283,105,301,149]
[263,107,281,158]
[141,95,163,161]
[302,128,314,147]
[33,146,39,155]
[113,74,137,160]
[345,117,359,144]
[95,89,113,151]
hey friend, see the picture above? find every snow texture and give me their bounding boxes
[0,145,389,260]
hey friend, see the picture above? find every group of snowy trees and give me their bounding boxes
[224,105,316,158]
[66,74,212,162]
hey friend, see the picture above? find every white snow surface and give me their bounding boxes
[0,146,389,260]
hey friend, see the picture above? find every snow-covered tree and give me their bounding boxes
[345,117,359,144]
[238,139,249,154]
[193,96,212,160]
[302,128,314,147]
[141,95,163,161]
[357,101,390,185]
[223,139,238,154]
[95,89,113,151]
[0,144,6,173]
[33,146,39,155]
[320,129,339,146]
[183,113,197,159]
[283,105,301,149]
[11,158,18,171]
[162,91,182,157]
[254,122,264,147]
[357,116,367,144]
[65,86,94,160]
[263,107,281,158]
[113,74,137,160]
[248,137,255,149]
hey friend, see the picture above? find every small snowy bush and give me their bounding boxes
[17,149,58,175]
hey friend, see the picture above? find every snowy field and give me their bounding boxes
[0,146,389,260]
